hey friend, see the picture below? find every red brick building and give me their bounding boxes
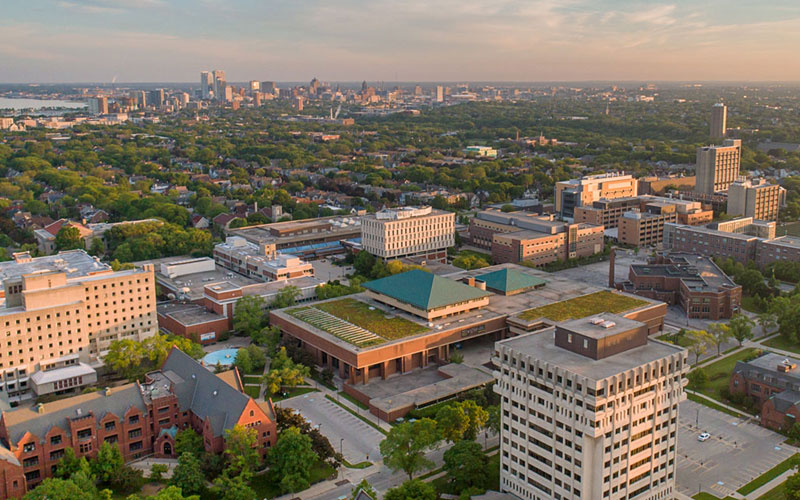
[0,348,276,498]
[729,352,800,430]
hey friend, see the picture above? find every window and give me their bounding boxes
[50,435,62,446]
[77,429,92,440]
[105,421,116,431]
[22,443,35,453]
[129,441,143,452]
[128,415,139,425]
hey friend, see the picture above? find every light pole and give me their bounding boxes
[696,408,699,428]
[340,438,344,457]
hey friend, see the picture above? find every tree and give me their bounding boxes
[351,479,377,500]
[686,368,708,390]
[384,480,437,500]
[486,405,500,435]
[170,452,206,496]
[223,425,260,479]
[150,463,169,482]
[174,429,204,456]
[92,441,124,483]
[728,314,755,346]
[264,347,310,394]
[707,323,732,356]
[54,226,84,251]
[686,329,714,366]
[22,478,95,500]
[151,486,201,500]
[443,440,488,492]
[270,427,317,493]
[232,295,265,337]
[786,464,800,500]
[246,344,267,371]
[379,418,440,480]
[234,348,252,374]
[109,466,145,496]
[272,285,300,308]
[436,404,469,443]
[54,447,85,479]
[758,311,777,337]
[104,334,204,380]
[212,473,258,500]
[459,400,489,440]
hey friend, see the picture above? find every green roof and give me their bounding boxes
[363,269,491,311]
[476,268,546,293]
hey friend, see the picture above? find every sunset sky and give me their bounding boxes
[2,0,800,83]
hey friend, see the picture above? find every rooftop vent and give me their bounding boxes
[601,321,616,329]
[779,359,797,373]
[213,390,218,396]
[590,318,605,325]
[35,403,45,414]
[76,408,82,416]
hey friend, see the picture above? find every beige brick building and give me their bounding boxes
[361,206,454,263]
[695,139,741,194]
[555,173,638,219]
[727,178,785,221]
[494,315,687,500]
[0,251,157,401]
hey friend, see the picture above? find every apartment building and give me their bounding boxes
[494,315,687,500]
[695,139,741,194]
[709,218,776,240]
[0,251,157,401]
[710,103,727,139]
[663,223,760,264]
[617,202,679,247]
[555,173,638,219]
[0,348,277,499]
[727,178,785,221]
[573,198,641,229]
[361,206,455,264]
[575,196,710,233]
[618,253,741,320]
[756,236,800,269]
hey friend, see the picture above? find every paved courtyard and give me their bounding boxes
[676,399,795,498]
[549,252,647,289]
[281,392,384,463]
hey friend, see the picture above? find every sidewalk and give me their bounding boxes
[684,389,752,420]
[744,467,796,499]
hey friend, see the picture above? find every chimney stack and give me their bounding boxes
[609,248,616,288]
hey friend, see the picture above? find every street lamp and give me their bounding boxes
[340,438,344,457]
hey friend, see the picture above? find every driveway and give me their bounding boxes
[676,399,795,498]
[281,392,384,463]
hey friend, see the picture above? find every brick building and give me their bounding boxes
[555,172,638,219]
[730,353,800,430]
[617,253,741,320]
[0,348,276,498]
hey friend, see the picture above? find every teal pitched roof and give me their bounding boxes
[363,269,491,311]
[476,269,546,294]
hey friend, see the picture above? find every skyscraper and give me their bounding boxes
[87,96,108,115]
[148,89,165,108]
[200,71,213,99]
[212,69,226,98]
[435,85,444,102]
[710,103,727,139]
[695,139,741,194]
[494,315,687,500]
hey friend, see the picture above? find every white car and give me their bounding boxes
[698,432,711,442]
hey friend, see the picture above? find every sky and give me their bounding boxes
[2,0,800,83]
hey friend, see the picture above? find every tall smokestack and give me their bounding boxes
[609,248,616,288]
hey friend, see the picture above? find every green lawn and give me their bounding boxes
[692,493,735,500]
[756,481,787,500]
[685,392,745,418]
[250,460,335,498]
[738,453,799,495]
[693,348,759,410]
[314,298,428,340]
[270,387,318,402]
[763,336,800,355]
[244,385,261,399]
[242,375,262,385]
[742,295,766,313]
[518,291,649,321]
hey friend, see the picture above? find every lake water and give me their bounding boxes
[0,97,87,114]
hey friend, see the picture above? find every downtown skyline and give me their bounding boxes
[1,0,800,83]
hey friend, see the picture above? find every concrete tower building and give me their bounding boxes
[710,103,727,139]
[695,139,741,194]
[727,178,785,221]
[201,71,213,99]
[494,316,688,500]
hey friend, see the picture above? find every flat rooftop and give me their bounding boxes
[745,352,800,375]
[498,328,683,381]
[764,236,800,249]
[157,302,225,327]
[0,250,109,286]
[629,253,736,292]
[137,256,258,301]
[559,313,644,339]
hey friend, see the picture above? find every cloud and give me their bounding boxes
[626,4,677,25]
[56,0,162,14]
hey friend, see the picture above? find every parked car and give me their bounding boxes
[698,432,710,442]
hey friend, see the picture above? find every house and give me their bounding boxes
[0,348,276,499]
[191,214,210,229]
[33,219,93,254]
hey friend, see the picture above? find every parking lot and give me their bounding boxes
[676,399,796,498]
[281,391,384,463]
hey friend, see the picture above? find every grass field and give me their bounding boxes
[518,291,649,321]
[738,453,799,495]
[763,335,800,355]
[315,298,428,340]
[250,460,335,498]
[756,481,787,500]
[243,385,261,399]
[270,387,318,402]
[338,391,369,410]
[685,392,745,418]
[742,295,767,313]
[692,493,736,500]
[693,347,759,411]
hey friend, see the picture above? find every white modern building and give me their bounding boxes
[361,206,455,264]
[494,314,687,500]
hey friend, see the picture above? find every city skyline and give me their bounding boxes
[2,0,800,83]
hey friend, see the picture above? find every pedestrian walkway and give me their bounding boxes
[744,467,796,499]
